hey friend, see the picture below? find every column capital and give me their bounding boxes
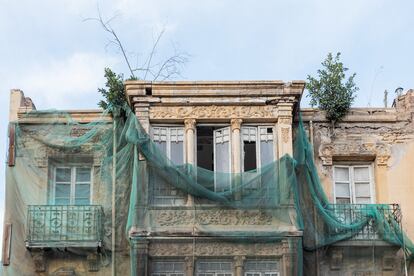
[234,255,246,267]
[184,118,196,131]
[230,118,243,131]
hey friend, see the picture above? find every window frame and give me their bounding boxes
[245,273,280,276]
[195,259,233,276]
[150,125,187,206]
[333,164,375,204]
[213,126,232,193]
[51,165,93,205]
[150,259,186,276]
[241,125,276,172]
[151,125,186,164]
[243,259,280,276]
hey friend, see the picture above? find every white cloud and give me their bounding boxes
[17,52,118,109]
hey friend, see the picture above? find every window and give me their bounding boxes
[196,259,233,276]
[53,166,92,205]
[151,260,185,276]
[196,125,275,194]
[244,260,280,276]
[241,126,275,198]
[242,126,275,171]
[151,126,186,205]
[333,165,374,204]
[214,127,232,192]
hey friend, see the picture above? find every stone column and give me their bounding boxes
[184,119,196,206]
[234,256,245,276]
[277,104,293,158]
[185,256,195,276]
[135,240,149,276]
[282,240,294,276]
[231,119,242,200]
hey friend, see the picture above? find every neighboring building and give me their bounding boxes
[301,90,414,275]
[1,82,414,275]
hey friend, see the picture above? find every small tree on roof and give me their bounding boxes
[306,52,359,123]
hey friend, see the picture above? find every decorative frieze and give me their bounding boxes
[149,106,278,120]
[149,241,286,257]
[156,210,273,227]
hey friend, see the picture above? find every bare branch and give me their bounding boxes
[84,8,136,78]
[85,8,189,81]
[143,29,165,80]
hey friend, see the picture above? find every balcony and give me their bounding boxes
[26,205,103,248]
[326,203,402,241]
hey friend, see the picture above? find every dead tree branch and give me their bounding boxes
[84,8,189,81]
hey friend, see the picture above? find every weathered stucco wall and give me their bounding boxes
[301,90,414,275]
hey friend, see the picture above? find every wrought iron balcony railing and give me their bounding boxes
[325,203,402,241]
[26,205,103,248]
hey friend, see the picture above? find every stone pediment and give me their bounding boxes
[319,141,391,166]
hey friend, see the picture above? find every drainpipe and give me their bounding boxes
[112,116,117,276]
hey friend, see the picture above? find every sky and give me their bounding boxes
[0,0,413,248]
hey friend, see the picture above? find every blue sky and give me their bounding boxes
[0,0,413,245]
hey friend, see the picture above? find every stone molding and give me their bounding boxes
[318,142,391,167]
[156,210,273,227]
[149,241,287,257]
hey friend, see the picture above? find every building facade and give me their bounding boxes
[2,82,414,276]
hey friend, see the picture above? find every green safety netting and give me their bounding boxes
[2,103,413,275]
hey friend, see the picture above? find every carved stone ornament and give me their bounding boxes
[319,142,391,166]
[278,117,292,125]
[149,105,278,120]
[230,118,243,131]
[184,118,196,131]
[149,241,286,257]
[87,253,99,272]
[281,127,290,143]
[156,210,272,227]
[32,251,46,272]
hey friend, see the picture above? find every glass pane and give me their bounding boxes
[260,140,274,166]
[354,167,370,182]
[155,141,167,153]
[56,168,71,182]
[334,167,349,182]
[215,142,230,172]
[244,141,257,171]
[355,183,371,197]
[245,260,279,272]
[356,197,371,204]
[75,184,90,199]
[170,141,184,165]
[76,167,91,182]
[336,197,351,204]
[74,198,90,205]
[152,261,185,273]
[242,127,257,142]
[335,183,350,197]
[55,183,70,198]
[55,198,70,205]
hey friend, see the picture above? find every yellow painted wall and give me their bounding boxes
[386,141,414,239]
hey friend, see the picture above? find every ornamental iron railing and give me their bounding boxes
[26,205,103,248]
[326,203,402,241]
